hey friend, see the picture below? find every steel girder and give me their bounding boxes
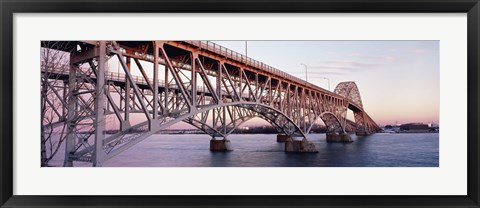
[41,41,379,166]
[334,81,380,134]
[334,81,363,108]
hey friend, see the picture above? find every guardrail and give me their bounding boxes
[41,65,233,96]
[184,41,327,93]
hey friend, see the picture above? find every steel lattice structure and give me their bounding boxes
[41,41,380,166]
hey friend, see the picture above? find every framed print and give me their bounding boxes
[1,0,479,207]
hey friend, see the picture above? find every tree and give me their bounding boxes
[40,41,73,167]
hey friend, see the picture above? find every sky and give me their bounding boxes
[212,41,439,126]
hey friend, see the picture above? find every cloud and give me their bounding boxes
[324,60,379,67]
[309,71,346,76]
[407,48,435,54]
[308,65,354,71]
[308,60,381,74]
[350,52,362,57]
[349,52,401,62]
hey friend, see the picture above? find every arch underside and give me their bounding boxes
[58,89,352,163]
[68,102,312,162]
[102,103,347,154]
[319,112,344,133]
[53,102,351,163]
[186,111,354,142]
[183,105,306,138]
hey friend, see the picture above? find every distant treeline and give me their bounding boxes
[232,124,328,134]
[103,124,329,135]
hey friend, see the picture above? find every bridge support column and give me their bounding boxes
[356,131,370,136]
[285,138,318,153]
[120,121,131,131]
[277,134,289,142]
[210,137,232,151]
[93,41,107,167]
[326,132,353,143]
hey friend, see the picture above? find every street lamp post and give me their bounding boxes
[245,41,248,57]
[300,63,308,83]
[319,77,330,91]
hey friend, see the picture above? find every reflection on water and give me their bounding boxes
[48,133,439,167]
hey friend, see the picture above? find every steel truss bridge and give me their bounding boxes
[41,41,379,166]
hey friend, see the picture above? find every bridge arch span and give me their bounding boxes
[318,112,345,134]
[104,105,296,137]
[186,109,287,138]
[333,81,379,135]
[98,101,307,160]
[334,81,363,109]
[186,102,307,138]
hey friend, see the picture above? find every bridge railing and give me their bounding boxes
[42,64,225,95]
[186,41,316,90]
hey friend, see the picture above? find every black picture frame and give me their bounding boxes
[1,0,479,207]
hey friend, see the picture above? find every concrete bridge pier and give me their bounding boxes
[326,132,353,143]
[210,137,232,151]
[276,134,289,142]
[356,131,370,136]
[355,127,372,136]
[285,137,318,153]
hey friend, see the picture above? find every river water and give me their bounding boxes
[53,133,436,167]
[48,133,438,167]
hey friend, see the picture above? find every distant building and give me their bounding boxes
[400,123,429,131]
[429,123,439,128]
